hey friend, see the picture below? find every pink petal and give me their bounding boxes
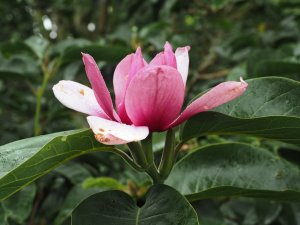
[117,103,132,124]
[149,52,165,66]
[113,48,146,124]
[149,42,177,69]
[52,80,110,119]
[175,46,190,85]
[163,42,177,68]
[128,47,145,80]
[125,65,185,131]
[87,116,149,145]
[113,54,133,115]
[168,78,248,128]
[82,53,115,120]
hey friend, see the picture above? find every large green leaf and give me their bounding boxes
[72,184,199,225]
[181,112,300,146]
[0,129,112,201]
[181,77,300,146]
[166,143,300,202]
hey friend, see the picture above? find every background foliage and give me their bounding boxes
[1,0,300,224]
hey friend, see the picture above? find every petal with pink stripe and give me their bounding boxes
[82,53,115,120]
[168,78,248,128]
[125,65,185,131]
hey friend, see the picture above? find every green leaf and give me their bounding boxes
[0,41,36,57]
[220,198,282,225]
[246,49,284,76]
[254,61,300,80]
[0,129,112,201]
[50,38,91,56]
[279,203,300,225]
[54,185,101,225]
[192,200,226,225]
[1,183,36,224]
[72,184,199,225]
[153,131,166,152]
[60,44,131,64]
[181,112,300,146]
[166,143,300,202]
[54,161,92,184]
[0,205,7,225]
[181,77,300,146]
[82,177,125,190]
[25,36,49,59]
[0,53,40,79]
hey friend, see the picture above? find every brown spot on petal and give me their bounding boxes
[95,134,105,142]
[79,89,85,95]
[99,128,105,132]
[104,138,110,142]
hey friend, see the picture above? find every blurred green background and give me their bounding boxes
[1,0,300,224]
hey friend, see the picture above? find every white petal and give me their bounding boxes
[175,46,190,86]
[87,116,149,145]
[53,80,109,119]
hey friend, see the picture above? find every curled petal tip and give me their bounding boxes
[81,52,89,58]
[164,41,173,51]
[81,52,93,63]
[176,46,191,53]
[135,46,142,53]
[239,77,248,87]
[134,47,143,59]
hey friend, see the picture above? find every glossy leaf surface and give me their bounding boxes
[0,129,111,201]
[72,184,199,225]
[166,143,300,202]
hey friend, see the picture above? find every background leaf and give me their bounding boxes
[1,183,36,224]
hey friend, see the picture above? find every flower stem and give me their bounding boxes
[126,135,163,184]
[127,142,148,168]
[141,133,153,165]
[99,147,144,172]
[158,129,176,179]
[34,72,50,136]
[140,134,163,184]
[174,142,184,159]
[34,58,61,136]
[145,163,163,184]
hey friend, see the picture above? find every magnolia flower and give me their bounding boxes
[53,42,248,145]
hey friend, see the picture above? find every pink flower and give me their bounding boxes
[53,42,248,145]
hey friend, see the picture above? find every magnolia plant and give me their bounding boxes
[53,42,247,184]
[1,42,300,225]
